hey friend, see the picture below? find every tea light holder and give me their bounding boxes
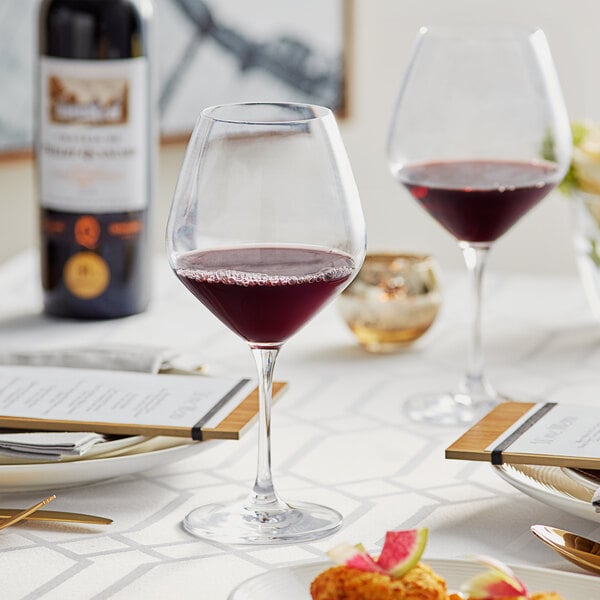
[338,253,441,353]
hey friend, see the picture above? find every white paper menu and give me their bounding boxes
[485,402,600,464]
[446,400,600,469]
[0,365,257,440]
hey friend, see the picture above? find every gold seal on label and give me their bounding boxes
[63,252,110,299]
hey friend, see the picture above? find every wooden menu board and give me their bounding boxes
[0,365,287,441]
[0,382,287,441]
[446,401,600,469]
[199,381,287,440]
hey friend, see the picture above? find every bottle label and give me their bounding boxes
[63,251,111,299]
[39,57,149,213]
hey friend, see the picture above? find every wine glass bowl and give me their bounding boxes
[387,25,571,425]
[167,102,365,544]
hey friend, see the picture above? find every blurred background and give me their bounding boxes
[0,0,598,275]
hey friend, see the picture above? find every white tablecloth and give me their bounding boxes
[1,251,600,598]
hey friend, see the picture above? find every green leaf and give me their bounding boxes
[548,121,590,196]
[590,239,600,267]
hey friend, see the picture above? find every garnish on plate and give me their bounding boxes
[461,555,528,599]
[310,529,564,600]
[327,528,429,578]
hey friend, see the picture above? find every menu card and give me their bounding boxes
[446,401,600,469]
[0,365,286,440]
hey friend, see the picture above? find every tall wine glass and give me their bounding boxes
[167,102,365,544]
[387,26,571,425]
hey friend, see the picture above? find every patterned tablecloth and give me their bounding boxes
[1,251,599,599]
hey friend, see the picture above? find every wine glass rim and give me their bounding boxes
[419,23,543,41]
[200,102,333,125]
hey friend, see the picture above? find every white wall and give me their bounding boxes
[1,0,597,275]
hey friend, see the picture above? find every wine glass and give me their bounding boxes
[387,26,571,425]
[167,102,365,544]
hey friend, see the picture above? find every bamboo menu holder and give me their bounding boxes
[446,400,600,470]
[0,382,287,441]
[200,381,287,440]
[0,365,288,441]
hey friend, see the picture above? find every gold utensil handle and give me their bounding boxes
[0,494,56,530]
[0,508,112,525]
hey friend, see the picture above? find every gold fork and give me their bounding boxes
[0,494,56,531]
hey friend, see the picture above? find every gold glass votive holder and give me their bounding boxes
[338,253,441,353]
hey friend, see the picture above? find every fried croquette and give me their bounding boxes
[465,595,563,600]
[310,562,448,600]
[310,565,565,600]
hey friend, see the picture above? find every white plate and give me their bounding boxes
[0,436,217,493]
[228,558,599,599]
[493,463,599,522]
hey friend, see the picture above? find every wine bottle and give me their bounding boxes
[36,0,156,319]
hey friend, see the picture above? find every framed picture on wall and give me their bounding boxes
[0,0,350,157]
[160,0,350,141]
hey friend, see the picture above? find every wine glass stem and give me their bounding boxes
[459,243,495,401]
[248,346,282,509]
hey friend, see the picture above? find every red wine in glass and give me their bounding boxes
[168,101,365,544]
[387,26,571,425]
[176,246,355,344]
[395,160,558,243]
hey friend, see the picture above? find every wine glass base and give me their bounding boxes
[403,391,504,426]
[182,499,342,545]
